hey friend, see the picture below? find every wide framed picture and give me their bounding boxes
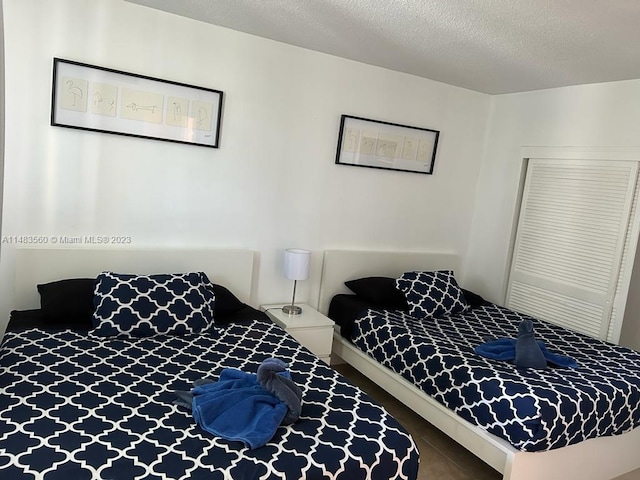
[51,58,223,148]
[335,115,439,174]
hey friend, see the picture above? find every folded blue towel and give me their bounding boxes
[190,369,288,449]
[475,323,579,369]
[174,358,302,450]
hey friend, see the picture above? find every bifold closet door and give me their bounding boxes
[506,159,638,341]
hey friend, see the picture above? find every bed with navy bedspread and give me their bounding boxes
[0,272,419,480]
[0,317,419,479]
[348,304,640,452]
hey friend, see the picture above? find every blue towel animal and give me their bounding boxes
[173,358,302,450]
[475,320,578,369]
[257,358,302,425]
[515,319,547,369]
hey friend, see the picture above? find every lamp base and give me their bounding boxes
[282,304,302,315]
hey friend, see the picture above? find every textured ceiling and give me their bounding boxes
[125,0,640,94]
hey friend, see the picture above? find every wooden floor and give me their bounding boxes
[334,363,501,480]
[335,363,640,480]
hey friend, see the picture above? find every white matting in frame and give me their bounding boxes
[51,58,223,148]
[335,115,439,174]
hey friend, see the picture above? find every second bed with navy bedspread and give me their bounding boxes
[351,304,640,452]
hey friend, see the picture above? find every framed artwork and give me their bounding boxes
[51,58,223,148]
[335,115,439,174]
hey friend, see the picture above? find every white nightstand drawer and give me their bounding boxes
[286,326,332,358]
[260,303,335,364]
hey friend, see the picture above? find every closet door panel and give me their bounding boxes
[506,159,638,340]
[608,177,640,342]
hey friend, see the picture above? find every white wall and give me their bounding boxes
[0,0,490,328]
[466,79,640,346]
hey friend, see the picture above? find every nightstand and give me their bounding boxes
[260,304,335,364]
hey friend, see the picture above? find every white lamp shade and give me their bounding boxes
[284,248,311,281]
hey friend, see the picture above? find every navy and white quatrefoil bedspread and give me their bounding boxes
[0,318,418,479]
[351,305,640,452]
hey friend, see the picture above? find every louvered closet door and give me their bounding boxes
[506,159,638,340]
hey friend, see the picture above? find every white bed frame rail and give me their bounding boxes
[320,249,640,480]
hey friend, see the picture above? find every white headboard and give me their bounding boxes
[318,249,461,314]
[13,247,256,311]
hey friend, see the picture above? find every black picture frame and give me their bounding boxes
[51,58,223,148]
[335,115,439,174]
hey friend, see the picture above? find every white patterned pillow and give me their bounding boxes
[395,270,468,319]
[92,271,215,337]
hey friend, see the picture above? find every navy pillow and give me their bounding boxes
[344,277,409,309]
[460,289,490,309]
[92,271,215,337]
[37,278,96,326]
[212,284,246,320]
[396,270,468,319]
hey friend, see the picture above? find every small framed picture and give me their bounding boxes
[335,115,439,174]
[51,58,223,148]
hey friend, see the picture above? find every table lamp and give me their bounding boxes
[282,248,311,315]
